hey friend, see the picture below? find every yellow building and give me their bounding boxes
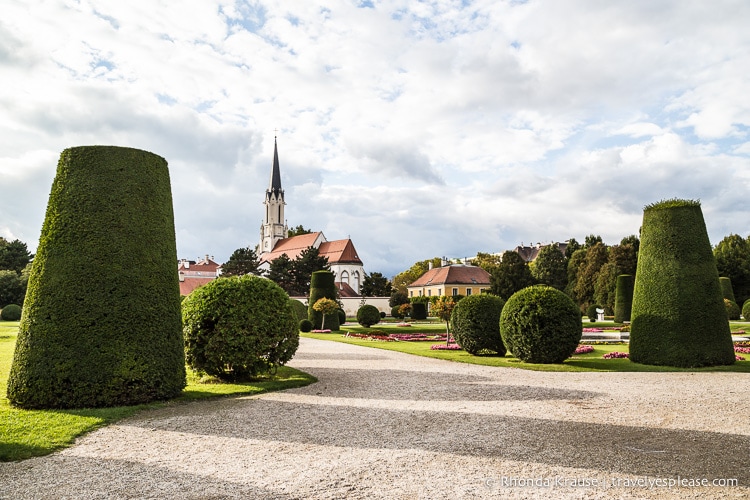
[407,264,491,298]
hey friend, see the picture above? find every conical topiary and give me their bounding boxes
[308,270,340,331]
[7,146,186,408]
[613,274,634,323]
[629,199,734,367]
[719,277,736,303]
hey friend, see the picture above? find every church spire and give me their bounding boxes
[259,135,288,254]
[268,136,282,196]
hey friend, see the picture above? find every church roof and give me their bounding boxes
[319,239,362,264]
[258,232,325,264]
[267,137,283,198]
[335,281,359,297]
[407,264,490,288]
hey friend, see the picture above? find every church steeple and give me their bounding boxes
[259,136,288,254]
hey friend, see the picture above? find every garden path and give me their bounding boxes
[1,337,749,499]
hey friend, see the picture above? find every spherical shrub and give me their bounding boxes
[743,299,750,321]
[380,311,386,318]
[725,299,741,320]
[182,275,299,381]
[500,285,581,363]
[289,298,308,322]
[1,304,22,321]
[391,305,404,319]
[299,319,313,332]
[337,308,346,325]
[586,304,599,322]
[449,294,505,355]
[357,304,381,328]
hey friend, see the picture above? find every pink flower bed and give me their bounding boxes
[431,343,462,350]
[347,333,394,341]
[736,355,745,361]
[583,327,623,333]
[603,351,629,359]
[397,323,412,327]
[574,345,594,354]
[733,330,746,335]
[735,347,750,354]
[311,329,331,333]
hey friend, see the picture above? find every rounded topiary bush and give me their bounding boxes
[299,319,313,333]
[500,285,581,363]
[630,199,734,367]
[725,299,741,320]
[357,304,381,328]
[411,301,427,320]
[585,304,599,322]
[614,274,634,323]
[308,271,339,331]
[391,305,404,319]
[289,298,308,322]
[743,299,750,321]
[183,275,299,381]
[1,304,22,321]
[8,146,185,409]
[450,294,505,355]
[337,308,346,325]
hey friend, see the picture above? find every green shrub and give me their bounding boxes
[719,277,736,303]
[411,301,427,320]
[614,274,634,323]
[450,294,505,355]
[182,275,299,381]
[725,299,741,320]
[630,199,735,367]
[288,298,308,322]
[585,304,599,322]
[380,311,386,318]
[357,304,381,328]
[299,319,313,333]
[308,271,339,331]
[8,146,185,409]
[1,304,22,321]
[743,299,750,321]
[500,285,581,363]
[337,308,346,325]
[391,305,404,319]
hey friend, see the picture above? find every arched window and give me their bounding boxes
[341,270,350,285]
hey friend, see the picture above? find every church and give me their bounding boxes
[257,138,366,297]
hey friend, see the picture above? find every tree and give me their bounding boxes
[573,242,608,310]
[389,290,409,307]
[593,242,638,314]
[714,234,750,305]
[431,295,458,345]
[564,238,582,260]
[313,298,339,330]
[630,199,734,367]
[287,225,312,237]
[360,271,392,297]
[8,146,185,409]
[221,246,260,277]
[531,245,567,290]
[584,234,603,248]
[292,246,329,296]
[308,270,340,330]
[0,238,33,274]
[266,254,295,294]
[564,248,587,304]
[0,270,24,307]
[470,252,502,274]
[490,251,535,301]
[392,257,441,294]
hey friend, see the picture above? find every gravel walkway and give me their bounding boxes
[2,337,749,499]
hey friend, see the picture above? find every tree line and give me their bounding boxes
[0,238,34,308]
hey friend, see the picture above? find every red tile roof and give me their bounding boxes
[407,265,491,288]
[179,276,214,296]
[259,232,325,264]
[178,256,221,276]
[319,239,362,264]
[335,281,359,297]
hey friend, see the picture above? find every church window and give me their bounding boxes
[341,270,349,285]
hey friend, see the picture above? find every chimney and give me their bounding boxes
[184,261,189,269]
[205,254,209,262]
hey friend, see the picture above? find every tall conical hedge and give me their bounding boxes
[629,199,734,367]
[7,146,186,408]
[613,274,634,323]
[308,270,339,331]
[719,277,736,303]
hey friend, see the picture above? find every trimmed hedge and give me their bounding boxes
[308,271,339,331]
[719,277,736,303]
[613,274,634,323]
[450,294,505,355]
[585,304,599,322]
[299,319,313,332]
[182,275,299,381]
[411,302,427,320]
[630,199,735,367]
[725,299,741,320]
[500,285,581,363]
[8,146,185,409]
[1,304,22,321]
[357,304,381,327]
[288,298,308,322]
[743,299,750,321]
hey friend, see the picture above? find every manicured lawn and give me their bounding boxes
[0,321,316,462]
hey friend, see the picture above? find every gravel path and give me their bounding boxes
[2,337,749,499]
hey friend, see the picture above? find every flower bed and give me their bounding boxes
[736,355,746,361]
[582,327,623,333]
[574,345,594,354]
[430,343,462,350]
[346,332,394,341]
[732,330,746,335]
[603,351,629,359]
[311,329,331,333]
[734,346,750,354]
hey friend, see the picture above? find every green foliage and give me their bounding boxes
[584,234,603,248]
[308,271,339,330]
[391,305,404,318]
[719,277,736,303]
[0,270,24,308]
[221,246,260,277]
[182,275,299,381]
[1,304,22,321]
[724,299,741,320]
[714,234,750,305]
[564,248,587,303]
[8,146,185,409]
[287,224,312,237]
[313,297,339,330]
[299,319,313,332]
[470,252,502,273]
[614,274,635,323]
[572,242,608,310]
[0,238,34,274]
[585,304,600,322]
[450,294,506,355]
[288,298,308,322]
[500,285,581,363]
[266,254,295,294]
[564,238,582,260]
[743,299,750,321]
[630,200,735,367]
[389,290,409,307]
[531,245,567,290]
[267,247,330,296]
[392,257,441,294]
[356,304,381,327]
[490,251,535,301]
[360,272,392,297]
[411,301,427,320]
[337,308,346,325]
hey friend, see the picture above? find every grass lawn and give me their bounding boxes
[0,321,316,462]
[303,320,750,374]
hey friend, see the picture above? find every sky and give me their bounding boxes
[2,0,750,278]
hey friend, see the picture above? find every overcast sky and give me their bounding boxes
[2,1,750,278]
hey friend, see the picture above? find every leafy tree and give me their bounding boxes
[564,248,587,304]
[573,242,608,310]
[360,271,392,297]
[431,295,458,345]
[470,252,502,273]
[392,257,441,294]
[221,246,260,277]
[714,234,750,305]
[287,225,312,237]
[564,238,582,260]
[584,234,603,248]
[389,290,409,307]
[593,242,639,313]
[490,251,535,301]
[0,238,33,274]
[292,246,329,296]
[620,234,640,253]
[266,254,296,294]
[0,270,24,307]
[531,245,567,290]
[313,298,339,330]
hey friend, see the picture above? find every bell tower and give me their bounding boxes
[259,137,288,254]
